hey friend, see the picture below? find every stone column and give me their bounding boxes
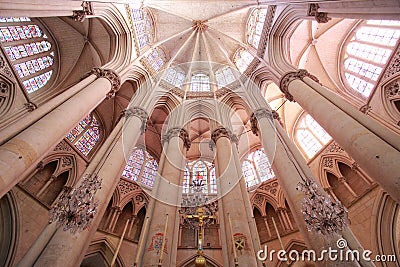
[279,70,400,203]
[230,133,264,267]
[0,68,120,199]
[141,127,190,267]
[251,107,374,267]
[211,126,258,267]
[0,73,98,146]
[32,106,148,267]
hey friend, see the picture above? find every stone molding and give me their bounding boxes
[210,126,235,144]
[250,108,273,136]
[72,1,94,22]
[162,127,191,151]
[308,4,331,23]
[279,69,320,102]
[124,107,149,134]
[90,67,121,99]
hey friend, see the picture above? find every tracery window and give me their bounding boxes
[183,160,216,194]
[190,73,210,92]
[295,113,332,159]
[343,20,400,97]
[66,113,100,157]
[242,148,275,188]
[0,17,56,93]
[164,67,186,88]
[234,48,254,74]
[130,8,154,49]
[215,66,235,88]
[121,147,158,188]
[146,47,166,72]
[247,8,268,48]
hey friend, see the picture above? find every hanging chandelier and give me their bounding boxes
[49,174,102,233]
[297,179,349,236]
[179,179,217,229]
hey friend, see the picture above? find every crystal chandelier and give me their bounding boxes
[179,179,217,229]
[297,179,349,236]
[49,174,102,233]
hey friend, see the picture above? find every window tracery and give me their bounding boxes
[247,8,268,48]
[183,160,216,194]
[130,8,154,50]
[342,20,400,97]
[146,47,166,72]
[164,67,186,88]
[295,113,332,159]
[234,48,254,74]
[215,66,235,88]
[66,113,100,157]
[0,17,56,93]
[121,147,158,188]
[190,73,210,92]
[242,148,275,188]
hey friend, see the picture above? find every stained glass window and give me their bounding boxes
[343,20,400,97]
[242,160,258,188]
[209,167,217,194]
[247,8,268,48]
[242,148,275,188]
[190,73,210,92]
[0,17,56,93]
[164,67,186,88]
[122,148,144,180]
[295,113,332,159]
[146,48,166,72]
[121,147,158,188]
[130,7,153,49]
[234,48,254,73]
[215,67,235,88]
[183,160,216,194]
[66,114,100,157]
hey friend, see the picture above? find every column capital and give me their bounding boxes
[250,108,273,136]
[72,1,94,22]
[338,176,347,183]
[123,107,149,134]
[162,127,191,151]
[279,69,320,102]
[90,67,121,99]
[211,126,234,144]
[308,3,331,23]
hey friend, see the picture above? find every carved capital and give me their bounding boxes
[37,161,44,170]
[124,107,149,134]
[338,176,347,183]
[24,101,37,112]
[250,108,273,136]
[162,127,191,151]
[359,104,372,114]
[211,127,232,143]
[72,1,94,22]
[90,67,121,99]
[351,162,359,172]
[308,4,331,23]
[279,69,320,102]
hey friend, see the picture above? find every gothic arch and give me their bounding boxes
[178,254,222,267]
[372,191,400,267]
[381,75,400,123]
[0,191,18,267]
[0,72,15,117]
[82,238,124,267]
